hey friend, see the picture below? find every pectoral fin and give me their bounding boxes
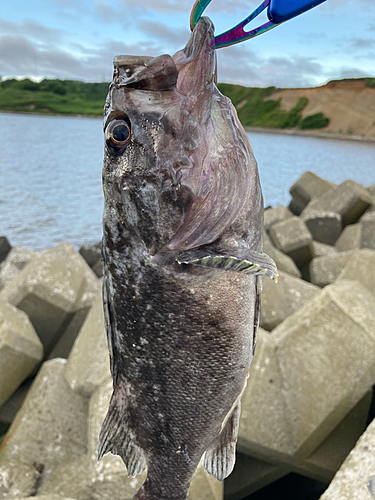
[176,249,278,280]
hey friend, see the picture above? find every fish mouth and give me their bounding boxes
[110,17,216,93]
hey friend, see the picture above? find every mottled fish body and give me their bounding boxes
[99,17,276,500]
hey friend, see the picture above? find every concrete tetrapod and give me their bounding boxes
[65,290,111,398]
[309,251,355,287]
[269,217,313,268]
[334,223,361,251]
[0,359,88,479]
[320,417,375,500]
[288,171,336,215]
[0,300,43,406]
[301,180,372,244]
[264,206,293,231]
[224,330,371,497]
[260,271,319,331]
[337,248,375,296]
[239,280,375,466]
[0,242,100,358]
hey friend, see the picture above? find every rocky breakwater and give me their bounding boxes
[0,171,374,500]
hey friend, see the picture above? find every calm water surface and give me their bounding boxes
[0,113,374,250]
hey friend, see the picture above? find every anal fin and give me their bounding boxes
[203,399,241,481]
[176,249,278,281]
[98,390,146,477]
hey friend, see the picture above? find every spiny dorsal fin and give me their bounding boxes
[176,249,278,281]
[98,390,146,477]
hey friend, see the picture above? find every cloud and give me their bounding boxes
[348,37,375,49]
[115,0,252,15]
[0,31,167,82]
[337,66,372,79]
[216,43,324,88]
[0,18,65,44]
[138,20,190,48]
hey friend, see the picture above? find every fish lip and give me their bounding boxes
[173,16,215,67]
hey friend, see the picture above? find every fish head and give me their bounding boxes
[103,17,263,257]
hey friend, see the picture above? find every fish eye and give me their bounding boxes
[105,119,131,155]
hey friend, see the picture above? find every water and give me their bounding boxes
[0,113,374,250]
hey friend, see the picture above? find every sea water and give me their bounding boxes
[0,113,374,249]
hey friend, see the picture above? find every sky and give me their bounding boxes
[0,0,374,88]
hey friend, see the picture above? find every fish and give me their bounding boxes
[98,16,277,500]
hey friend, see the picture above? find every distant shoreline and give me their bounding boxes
[1,110,375,144]
[245,126,375,144]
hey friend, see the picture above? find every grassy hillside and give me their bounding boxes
[217,83,327,129]
[2,77,374,133]
[0,79,108,116]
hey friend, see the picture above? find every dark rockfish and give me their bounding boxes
[99,16,277,500]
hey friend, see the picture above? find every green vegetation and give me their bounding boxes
[300,112,330,130]
[365,78,375,88]
[0,78,333,130]
[0,78,109,116]
[217,83,329,130]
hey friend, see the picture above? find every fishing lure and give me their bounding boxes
[190,0,327,48]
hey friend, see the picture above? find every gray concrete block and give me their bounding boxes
[289,171,336,214]
[189,461,223,500]
[309,251,354,287]
[301,211,342,246]
[367,184,375,209]
[337,249,375,296]
[302,180,372,227]
[0,243,100,357]
[361,211,375,250]
[279,271,320,313]
[260,277,289,331]
[239,280,375,464]
[269,217,313,267]
[79,242,102,269]
[224,453,290,499]
[40,455,106,500]
[0,247,41,291]
[320,417,375,500]
[0,238,11,266]
[14,496,68,500]
[79,243,102,279]
[0,380,32,433]
[65,291,110,398]
[334,224,361,251]
[239,329,292,461]
[47,308,90,360]
[311,241,338,259]
[0,463,41,500]
[260,272,319,331]
[264,206,293,231]
[14,497,71,500]
[91,260,103,279]
[0,359,88,478]
[0,301,43,406]
[295,390,371,484]
[263,233,301,278]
